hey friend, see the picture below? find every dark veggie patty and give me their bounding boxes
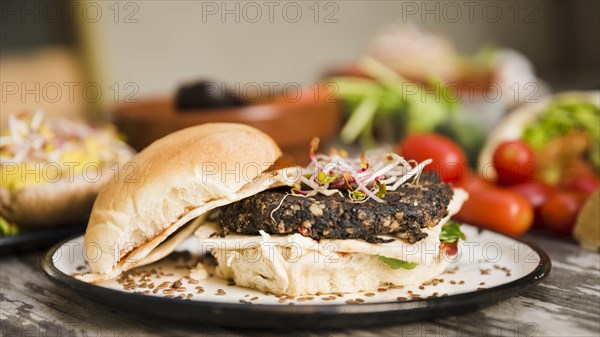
[218,171,453,243]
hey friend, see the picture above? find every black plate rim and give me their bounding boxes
[40,227,551,323]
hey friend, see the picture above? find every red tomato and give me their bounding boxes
[454,175,495,193]
[454,188,533,237]
[541,191,587,236]
[492,140,537,186]
[440,242,458,256]
[563,175,599,196]
[560,159,599,196]
[509,183,554,229]
[398,133,468,183]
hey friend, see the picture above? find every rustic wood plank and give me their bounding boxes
[0,253,241,337]
[1,232,598,337]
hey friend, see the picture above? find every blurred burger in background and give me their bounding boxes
[0,111,134,235]
[369,24,541,108]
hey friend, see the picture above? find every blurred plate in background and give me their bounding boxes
[1,224,85,255]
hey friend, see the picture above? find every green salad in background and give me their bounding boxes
[523,98,600,173]
[330,57,486,163]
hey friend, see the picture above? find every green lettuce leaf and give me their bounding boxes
[378,256,417,270]
[522,98,600,172]
[439,221,466,243]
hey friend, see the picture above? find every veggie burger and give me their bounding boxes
[82,123,468,296]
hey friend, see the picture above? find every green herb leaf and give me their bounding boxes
[439,221,466,243]
[378,256,417,270]
[375,180,386,199]
[350,189,366,201]
[317,171,337,185]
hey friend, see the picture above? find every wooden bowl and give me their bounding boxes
[112,90,341,165]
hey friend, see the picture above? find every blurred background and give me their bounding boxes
[2,1,598,109]
[0,0,600,159]
[1,0,599,247]
[2,2,600,331]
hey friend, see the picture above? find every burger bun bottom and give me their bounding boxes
[213,245,451,296]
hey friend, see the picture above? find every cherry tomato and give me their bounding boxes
[492,140,537,186]
[453,187,533,237]
[559,159,599,196]
[398,133,468,183]
[541,191,587,236]
[563,175,599,196]
[440,242,458,256]
[509,183,554,229]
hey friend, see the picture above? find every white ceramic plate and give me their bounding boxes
[42,225,550,328]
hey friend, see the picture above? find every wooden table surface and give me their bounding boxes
[1,232,599,337]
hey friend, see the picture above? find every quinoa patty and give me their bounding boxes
[218,171,453,243]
